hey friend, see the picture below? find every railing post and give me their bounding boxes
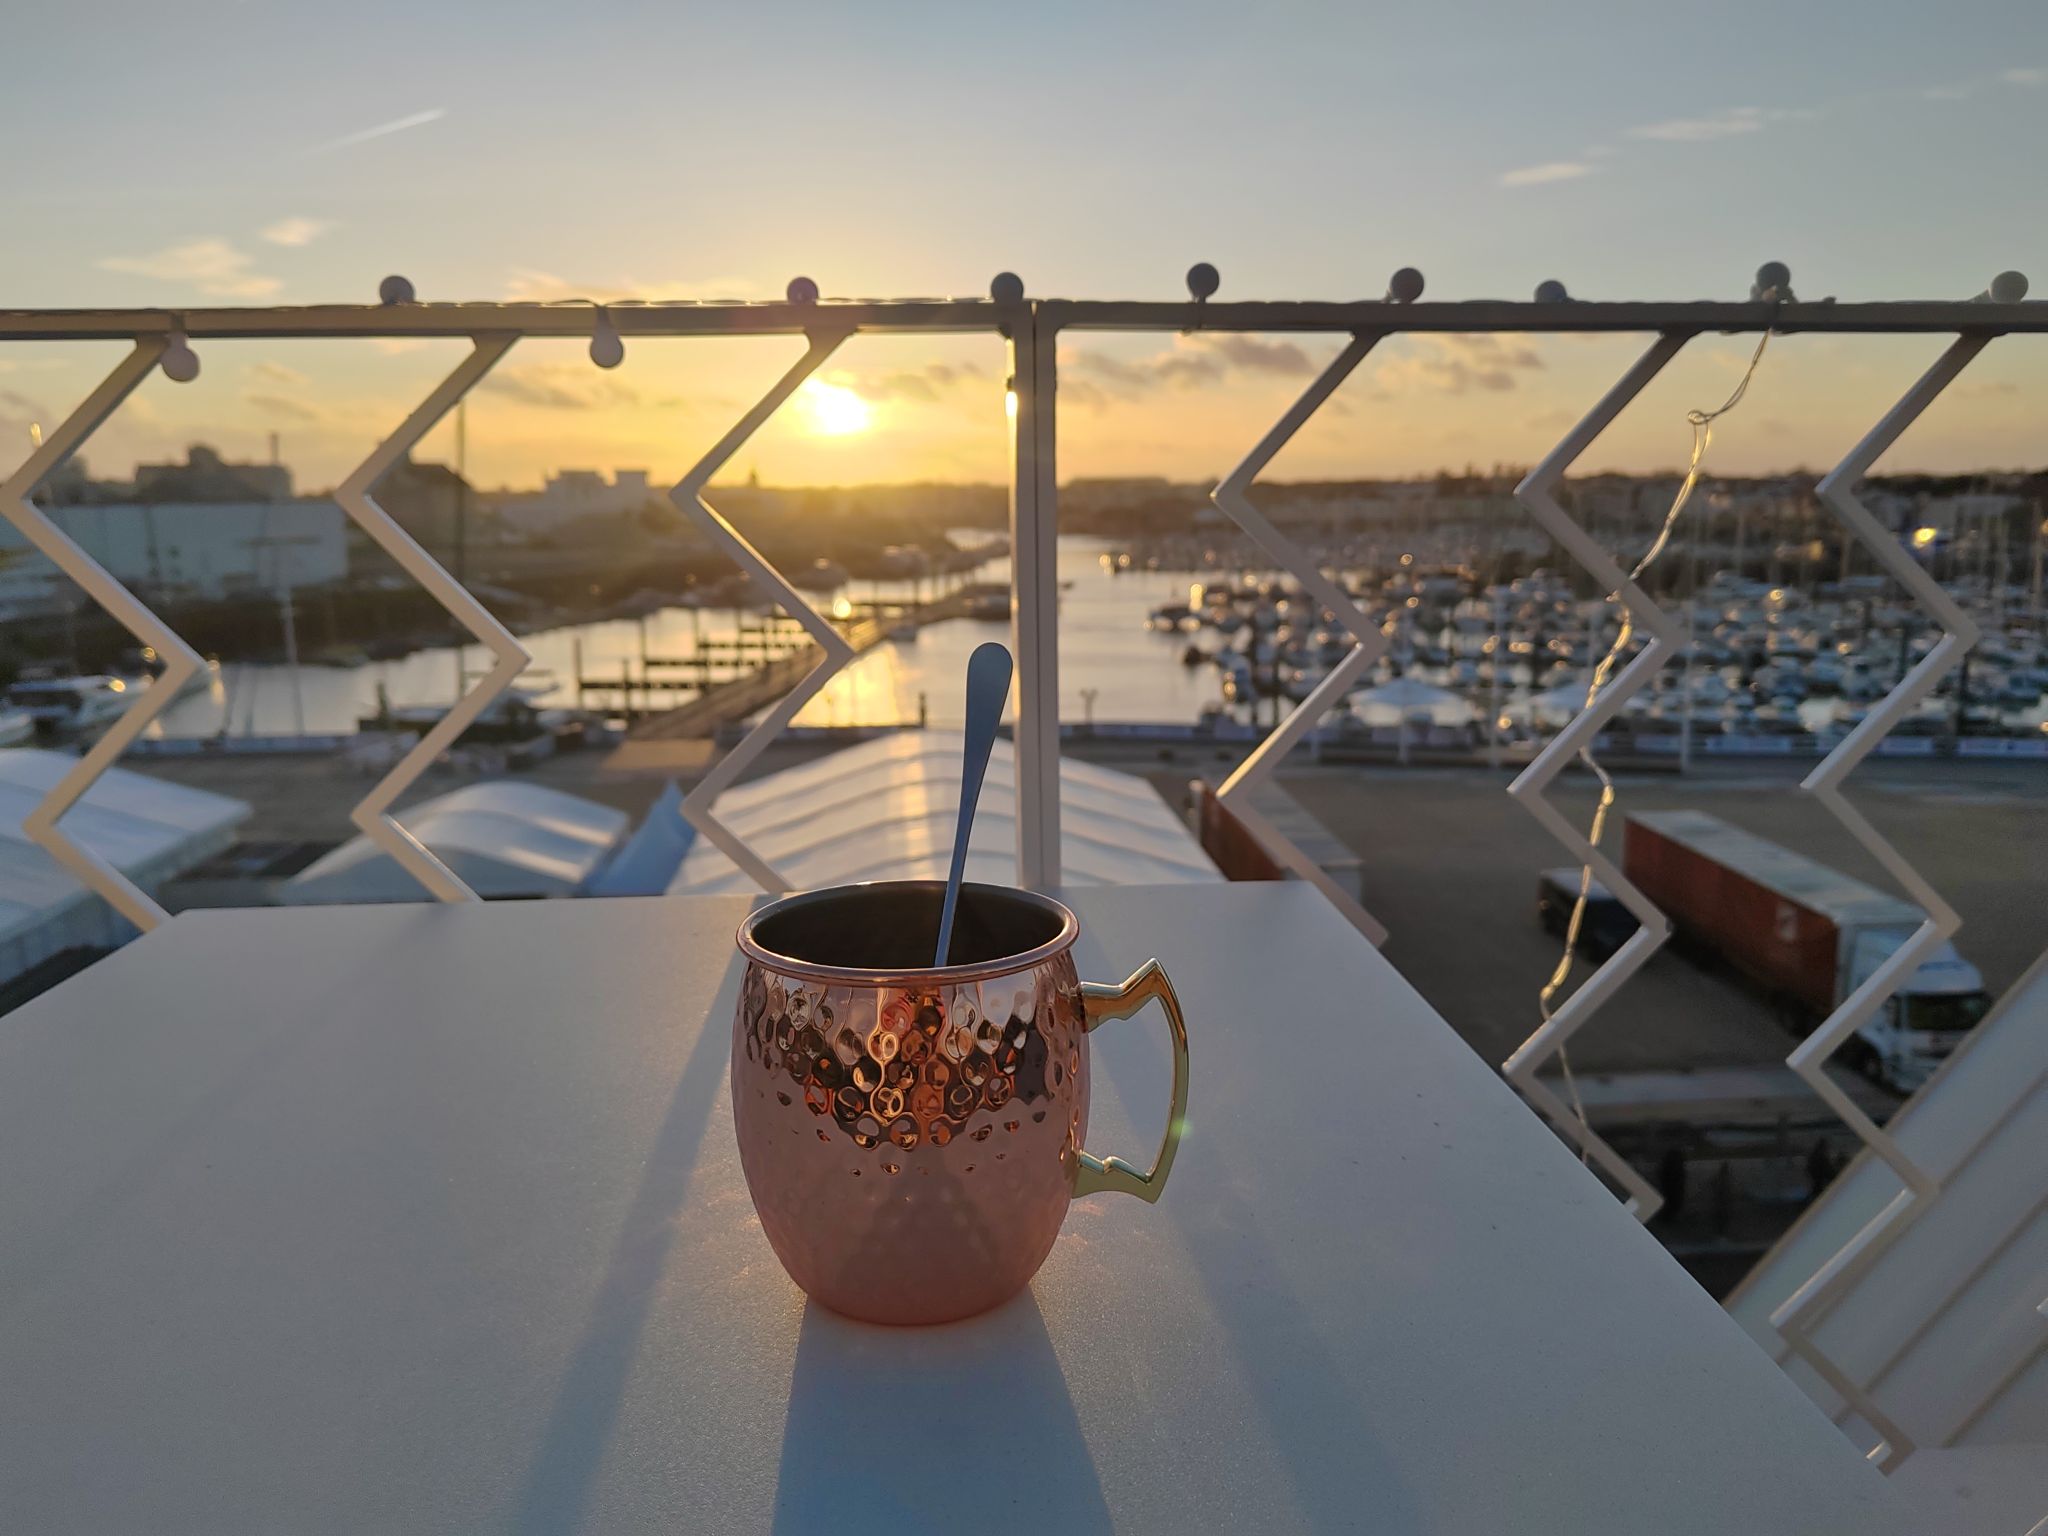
[1009,311,1061,889]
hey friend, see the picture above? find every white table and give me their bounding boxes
[0,884,1910,1533]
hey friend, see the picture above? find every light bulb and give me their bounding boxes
[1752,262,1792,300]
[1534,279,1569,303]
[989,271,1025,304]
[1988,270,2029,304]
[378,274,416,305]
[1386,267,1425,303]
[161,332,200,383]
[786,276,820,304]
[1185,263,1220,300]
[589,310,624,369]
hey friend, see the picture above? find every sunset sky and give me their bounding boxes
[3,1,2044,492]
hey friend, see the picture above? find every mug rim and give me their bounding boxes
[737,879,1079,987]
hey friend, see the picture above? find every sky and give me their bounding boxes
[2,0,2045,492]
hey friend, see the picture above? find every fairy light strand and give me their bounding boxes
[1542,324,1776,1149]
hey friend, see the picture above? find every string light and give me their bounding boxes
[1981,270,2029,304]
[161,330,200,383]
[1540,275,1782,1147]
[589,307,624,369]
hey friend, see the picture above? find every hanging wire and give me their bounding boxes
[1542,325,1776,1146]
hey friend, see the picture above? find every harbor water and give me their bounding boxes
[143,533,2047,744]
[147,536,1228,740]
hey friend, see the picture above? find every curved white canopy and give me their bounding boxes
[669,731,1219,894]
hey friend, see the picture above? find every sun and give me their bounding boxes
[800,379,872,436]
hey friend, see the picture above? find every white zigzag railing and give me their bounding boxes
[0,338,205,930]
[1208,332,1390,946]
[334,336,532,903]
[1499,334,1689,1220]
[1767,336,1991,1471]
[0,285,2037,1198]
[670,329,858,891]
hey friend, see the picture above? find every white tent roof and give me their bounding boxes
[1355,677,1459,709]
[0,748,249,948]
[282,781,628,904]
[669,731,1220,894]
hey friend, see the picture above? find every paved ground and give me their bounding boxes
[145,740,2043,1089]
[1153,756,2048,1078]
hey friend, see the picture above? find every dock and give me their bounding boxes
[622,582,1008,741]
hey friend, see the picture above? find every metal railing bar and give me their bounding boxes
[1,296,2042,343]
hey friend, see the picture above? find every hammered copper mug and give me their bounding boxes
[731,880,1189,1325]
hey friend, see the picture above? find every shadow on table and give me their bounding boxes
[1090,1011,1416,1535]
[507,995,733,1536]
[772,1292,1111,1535]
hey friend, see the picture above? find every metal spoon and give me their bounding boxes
[933,641,1014,968]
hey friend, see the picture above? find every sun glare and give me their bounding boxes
[801,379,872,436]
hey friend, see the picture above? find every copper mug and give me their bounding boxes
[731,880,1190,1325]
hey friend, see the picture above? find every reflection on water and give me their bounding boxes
[788,539,1227,730]
[148,537,1227,739]
[142,533,2048,741]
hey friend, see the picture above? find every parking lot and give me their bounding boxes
[1122,753,2047,1078]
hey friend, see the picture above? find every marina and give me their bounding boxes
[12,525,2036,764]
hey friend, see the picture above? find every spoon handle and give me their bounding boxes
[934,642,1014,967]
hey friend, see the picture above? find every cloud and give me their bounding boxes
[1377,334,1544,396]
[2004,67,2047,86]
[244,392,322,423]
[835,359,987,405]
[475,363,672,411]
[1919,82,1975,101]
[261,217,332,247]
[1060,378,1111,412]
[97,238,281,298]
[1065,350,1157,394]
[1500,161,1598,187]
[1626,105,1813,143]
[1954,380,2020,399]
[311,108,446,153]
[248,360,309,388]
[855,371,935,403]
[1061,333,1319,398]
[1202,334,1315,375]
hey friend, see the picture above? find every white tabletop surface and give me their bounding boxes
[0,883,1909,1534]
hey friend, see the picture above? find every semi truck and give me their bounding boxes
[1613,810,1992,1092]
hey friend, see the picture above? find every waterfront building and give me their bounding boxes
[0,498,347,604]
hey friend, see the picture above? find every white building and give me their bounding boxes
[0,748,248,987]
[492,469,656,534]
[0,551,58,623]
[0,500,348,604]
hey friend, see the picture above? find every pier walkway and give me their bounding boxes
[624,582,1007,742]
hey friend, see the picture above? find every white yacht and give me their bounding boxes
[4,675,133,734]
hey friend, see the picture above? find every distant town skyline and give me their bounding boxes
[2,2,2043,488]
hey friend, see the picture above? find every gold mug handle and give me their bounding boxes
[1072,960,1190,1203]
